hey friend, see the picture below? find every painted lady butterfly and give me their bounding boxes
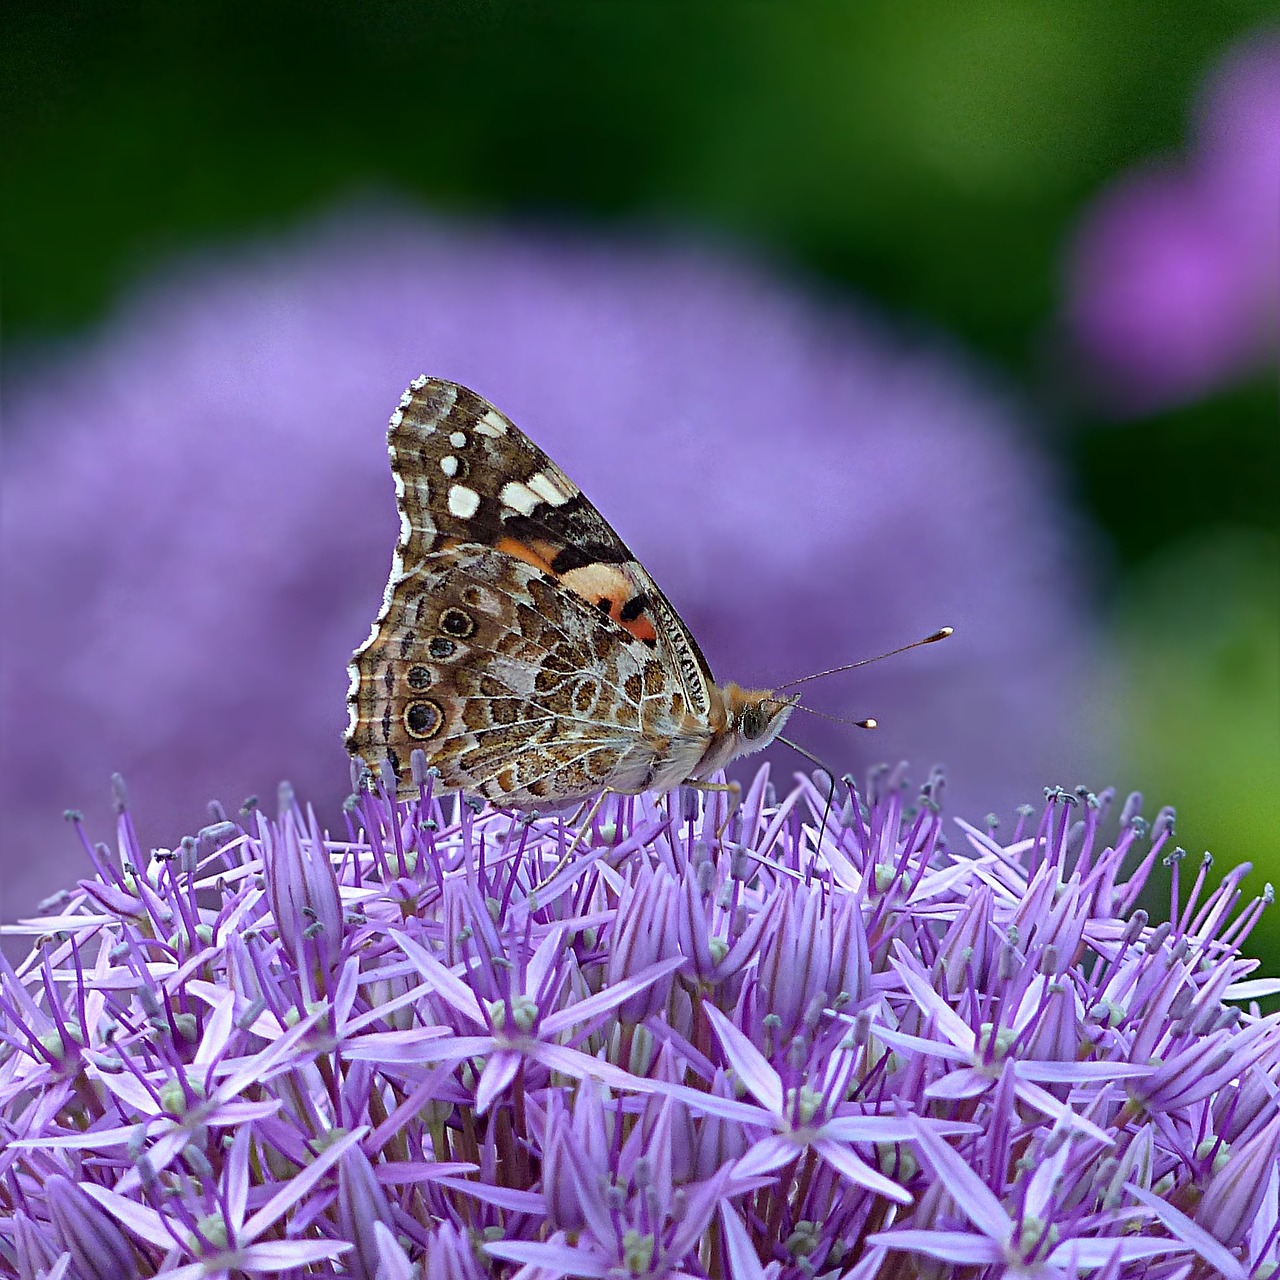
[346,377,797,807]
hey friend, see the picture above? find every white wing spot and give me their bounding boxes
[449,431,467,448]
[499,480,540,516]
[409,374,429,391]
[389,408,404,428]
[527,471,569,506]
[440,455,459,477]
[448,485,481,519]
[475,410,508,438]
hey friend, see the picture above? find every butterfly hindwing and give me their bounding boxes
[347,541,687,805]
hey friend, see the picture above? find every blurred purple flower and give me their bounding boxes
[4,765,1279,1276]
[1064,31,1280,413]
[0,209,1093,923]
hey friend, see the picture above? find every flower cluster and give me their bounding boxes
[3,761,1278,1278]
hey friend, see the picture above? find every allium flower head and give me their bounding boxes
[1,210,1093,921]
[1064,30,1280,412]
[3,762,1279,1277]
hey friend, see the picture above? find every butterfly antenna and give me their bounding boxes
[770,701,877,730]
[774,626,953,692]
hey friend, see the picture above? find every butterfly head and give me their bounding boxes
[718,684,799,763]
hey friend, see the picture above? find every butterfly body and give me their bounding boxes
[346,377,795,807]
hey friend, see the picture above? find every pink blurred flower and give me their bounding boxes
[1064,32,1280,412]
[0,209,1094,921]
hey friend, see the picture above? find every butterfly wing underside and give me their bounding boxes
[346,377,717,805]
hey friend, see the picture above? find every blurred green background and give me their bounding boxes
[3,1,1276,948]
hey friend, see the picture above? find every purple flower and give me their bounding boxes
[1,211,1094,923]
[261,797,344,990]
[1194,1113,1280,1251]
[43,1175,138,1280]
[1063,30,1280,412]
[870,1119,1187,1272]
[605,865,681,1024]
[4,764,1280,1276]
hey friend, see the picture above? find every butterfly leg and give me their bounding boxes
[530,789,617,895]
[683,777,743,842]
[685,781,741,794]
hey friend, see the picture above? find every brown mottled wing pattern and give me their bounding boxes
[346,377,715,805]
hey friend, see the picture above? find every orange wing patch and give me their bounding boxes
[494,534,646,618]
[495,536,558,575]
[560,563,659,645]
[498,538,659,645]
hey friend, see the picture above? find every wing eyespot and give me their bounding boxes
[440,607,476,638]
[404,700,445,740]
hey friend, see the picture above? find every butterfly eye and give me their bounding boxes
[740,705,768,741]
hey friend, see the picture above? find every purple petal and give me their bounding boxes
[1045,1236,1191,1266]
[906,1117,1012,1240]
[646,1077,770,1127]
[334,1025,458,1063]
[241,1127,365,1241]
[1011,1078,1113,1146]
[523,924,569,994]
[821,1116,980,1143]
[811,1137,912,1205]
[483,1238,610,1277]
[224,1124,250,1229]
[701,1002,783,1114]
[871,1024,971,1065]
[389,929,485,1026]
[531,1042,664,1094]
[718,1203,770,1280]
[925,1067,993,1100]
[236,1241,353,1268]
[664,1165,736,1261]
[733,1135,800,1179]
[540,955,685,1037]
[433,1177,545,1215]
[864,1229,1003,1265]
[371,1223,414,1280]
[1013,1061,1150,1084]
[1127,1185,1247,1280]
[474,1049,522,1115]
[891,945,977,1051]
[76,1184,173,1250]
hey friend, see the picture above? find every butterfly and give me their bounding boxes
[346,376,797,808]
